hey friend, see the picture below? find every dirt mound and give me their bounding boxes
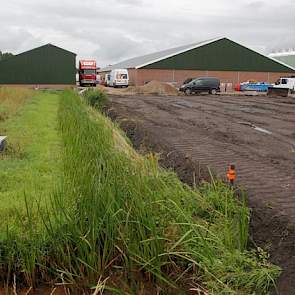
[123,81,179,96]
[141,81,179,96]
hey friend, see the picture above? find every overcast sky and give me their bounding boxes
[1,0,294,67]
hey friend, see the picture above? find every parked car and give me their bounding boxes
[180,77,220,95]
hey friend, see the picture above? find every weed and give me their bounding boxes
[0,87,33,120]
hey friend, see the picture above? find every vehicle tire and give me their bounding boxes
[210,89,217,95]
[185,88,192,95]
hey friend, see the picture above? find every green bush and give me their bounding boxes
[83,88,108,110]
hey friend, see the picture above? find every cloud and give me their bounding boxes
[118,0,144,6]
[0,27,42,53]
[0,0,294,65]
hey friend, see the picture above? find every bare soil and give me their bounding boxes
[100,81,179,96]
[106,94,295,295]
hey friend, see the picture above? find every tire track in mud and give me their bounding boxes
[134,97,295,169]
[179,96,295,125]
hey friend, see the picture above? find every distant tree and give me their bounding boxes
[0,51,14,61]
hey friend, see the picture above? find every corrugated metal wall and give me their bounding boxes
[143,38,295,73]
[0,44,76,84]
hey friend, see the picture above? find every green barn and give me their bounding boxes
[100,37,295,86]
[0,44,76,86]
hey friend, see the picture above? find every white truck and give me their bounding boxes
[273,77,295,93]
[108,69,129,88]
[268,76,295,97]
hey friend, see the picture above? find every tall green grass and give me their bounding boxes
[1,90,280,294]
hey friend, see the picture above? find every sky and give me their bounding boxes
[0,0,295,67]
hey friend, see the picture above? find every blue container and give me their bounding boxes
[240,82,272,92]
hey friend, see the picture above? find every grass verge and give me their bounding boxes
[0,91,61,236]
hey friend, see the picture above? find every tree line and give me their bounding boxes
[0,51,14,61]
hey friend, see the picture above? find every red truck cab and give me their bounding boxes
[79,60,97,87]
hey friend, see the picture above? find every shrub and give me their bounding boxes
[83,88,108,110]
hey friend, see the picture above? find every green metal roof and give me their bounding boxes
[100,37,221,71]
[101,37,295,73]
[0,44,76,84]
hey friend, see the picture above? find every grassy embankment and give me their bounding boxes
[0,88,280,294]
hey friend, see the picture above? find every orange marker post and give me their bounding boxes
[227,164,236,185]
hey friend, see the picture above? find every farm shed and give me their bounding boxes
[100,37,295,86]
[0,44,76,87]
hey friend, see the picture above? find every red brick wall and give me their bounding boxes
[129,69,293,88]
[127,69,137,86]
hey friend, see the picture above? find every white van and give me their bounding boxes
[109,69,129,88]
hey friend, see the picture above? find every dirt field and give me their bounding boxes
[107,94,295,295]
